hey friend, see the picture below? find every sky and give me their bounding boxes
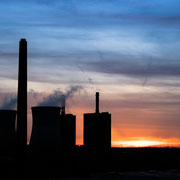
[0,0,180,147]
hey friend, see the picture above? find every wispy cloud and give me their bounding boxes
[81,56,180,78]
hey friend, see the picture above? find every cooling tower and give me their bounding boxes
[84,92,111,151]
[0,110,16,155]
[30,106,61,154]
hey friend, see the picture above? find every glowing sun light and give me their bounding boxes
[113,140,166,147]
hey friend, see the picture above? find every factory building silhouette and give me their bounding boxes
[0,39,111,154]
[30,105,76,154]
[0,39,180,179]
[84,92,111,151]
[29,92,110,156]
[0,39,112,179]
[0,39,28,179]
[0,110,16,156]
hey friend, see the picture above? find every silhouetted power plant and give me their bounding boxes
[0,40,111,155]
[0,39,180,179]
[30,105,76,154]
[84,92,111,151]
[0,39,115,179]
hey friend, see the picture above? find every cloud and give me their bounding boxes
[0,95,17,110]
[81,57,180,78]
[1,0,180,32]
[1,0,180,88]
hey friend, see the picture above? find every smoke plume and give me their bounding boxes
[0,95,17,110]
[38,85,83,106]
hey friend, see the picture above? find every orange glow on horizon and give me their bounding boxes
[112,139,180,147]
[113,140,165,147]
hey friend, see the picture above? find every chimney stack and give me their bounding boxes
[96,92,99,113]
[61,95,65,115]
[16,39,27,179]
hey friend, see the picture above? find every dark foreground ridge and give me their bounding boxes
[0,39,180,180]
[1,146,180,179]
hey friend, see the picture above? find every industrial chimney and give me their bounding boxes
[16,39,27,179]
[96,92,99,113]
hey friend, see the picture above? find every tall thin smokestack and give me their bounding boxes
[96,92,99,113]
[16,39,27,179]
[62,95,65,115]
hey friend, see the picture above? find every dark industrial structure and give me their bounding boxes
[16,39,27,151]
[30,106,61,154]
[59,96,76,151]
[59,114,76,151]
[30,105,76,154]
[1,39,180,180]
[0,110,16,156]
[84,92,111,151]
[16,38,27,179]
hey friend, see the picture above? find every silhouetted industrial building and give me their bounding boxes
[59,97,76,151]
[30,106,76,154]
[84,92,111,151]
[59,114,76,151]
[0,110,16,156]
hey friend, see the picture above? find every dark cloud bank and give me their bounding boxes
[82,59,180,78]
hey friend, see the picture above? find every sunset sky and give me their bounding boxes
[0,0,180,147]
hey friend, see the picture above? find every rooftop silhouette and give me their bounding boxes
[84,92,111,152]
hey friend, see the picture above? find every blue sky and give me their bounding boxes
[1,0,180,83]
[0,0,180,144]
